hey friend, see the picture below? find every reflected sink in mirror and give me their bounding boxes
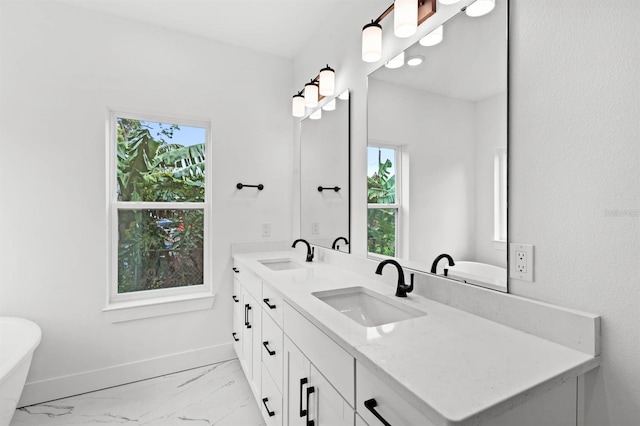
[312,287,426,327]
[259,259,304,271]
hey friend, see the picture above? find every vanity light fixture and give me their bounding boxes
[322,98,336,111]
[292,92,305,118]
[362,20,383,63]
[291,65,337,117]
[361,0,436,63]
[419,25,443,46]
[304,80,319,108]
[465,0,495,17]
[394,0,418,38]
[319,65,335,97]
[385,51,405,69]
[407,55,424,66]
[310,109,322,120]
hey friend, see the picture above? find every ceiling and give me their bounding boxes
[54,0,376,59]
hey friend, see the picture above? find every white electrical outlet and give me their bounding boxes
[510,243,534,282]
[261,223,271,237]
[311,222,320,235]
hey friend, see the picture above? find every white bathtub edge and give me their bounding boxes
[18,342,235,407]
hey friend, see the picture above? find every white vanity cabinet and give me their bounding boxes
[284,336,354,426]
[232,264,263,401]
[283,303,355,426]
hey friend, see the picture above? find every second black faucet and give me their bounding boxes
[292,239,314,262]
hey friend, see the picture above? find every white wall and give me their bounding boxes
[368,78,477,263]
[294,0,640,425]
[0,0,293,404]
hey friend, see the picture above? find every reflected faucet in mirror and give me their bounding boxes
[331,237,349,251]
[292,239,314,262]
[375,259,414,298]
[431,253,455,276]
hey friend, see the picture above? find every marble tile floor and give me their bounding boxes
[11,359,265,426]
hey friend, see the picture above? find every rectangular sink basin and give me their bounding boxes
[312,287,426,327]
[259,258,304,271]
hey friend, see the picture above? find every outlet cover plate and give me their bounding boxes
[510,243,534,282]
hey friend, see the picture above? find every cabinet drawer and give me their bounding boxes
[261,365,283,426]
[356,361,437,426]
[284,303,354,407]
[262,283,284,328]
[262,312,284,392]
[233,262,261,300]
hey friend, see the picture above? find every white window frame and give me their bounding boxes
[493,147,507,250]
[367,143,402,258]
[104,110,213,322]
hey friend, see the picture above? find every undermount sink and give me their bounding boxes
[259,258,304,271]
[312,287,426,327]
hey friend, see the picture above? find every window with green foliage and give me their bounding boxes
[110,113,209,300]
[367,146,399,257]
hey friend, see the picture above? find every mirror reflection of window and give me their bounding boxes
[367,145,401,257]
[493,148,507,245]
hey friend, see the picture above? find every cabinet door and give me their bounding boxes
[309,365,354,426]
[232,279,242,358]
[242,287,262,399]
[284,337,311,426]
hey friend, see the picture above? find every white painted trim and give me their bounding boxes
[18,343,235,408]
[103,292,215,323]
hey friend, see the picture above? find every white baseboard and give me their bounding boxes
[18,343,235,407]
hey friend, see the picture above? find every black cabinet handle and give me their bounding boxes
[232,295,239,303]
[244,304,251,329]
[262,397,275,417]
[262,341,276,356]
[263,298,276,309]
[306,386,315,426]
[364,398,392,426]
[232,267,239,273]
[299,378,308,417]
[232,332,239,342]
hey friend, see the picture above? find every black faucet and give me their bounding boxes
[375,259,414,298]
[331,236,349,250]
[431,253,455,275]
[292,239,314,262]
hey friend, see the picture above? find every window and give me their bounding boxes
[108,112,211,312]
[493,148,507,243]
[367,145,400,257]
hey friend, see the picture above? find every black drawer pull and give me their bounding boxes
[262,397,275,417]
[232,267,239,273]
[306,386,315,426]
[262,341,276,356]
[263,298,276,309]
[244,304,251,329]
[364,399,392,426]
[232,332,239,342]
[232,295,239,303]
[299,378,308,417]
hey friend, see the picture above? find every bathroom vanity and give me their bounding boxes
[231,248,599,426]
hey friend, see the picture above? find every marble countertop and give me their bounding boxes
[233,250,599,425]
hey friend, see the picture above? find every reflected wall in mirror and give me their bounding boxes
[301,90,350,252]
[367,1,508,291]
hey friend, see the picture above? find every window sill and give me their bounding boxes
[103,292,215,323]
[493,240,507,251]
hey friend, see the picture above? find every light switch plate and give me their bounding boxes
[510,243,534,282]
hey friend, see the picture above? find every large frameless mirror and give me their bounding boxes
[366,1,508,291]
[300,90,350,252]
